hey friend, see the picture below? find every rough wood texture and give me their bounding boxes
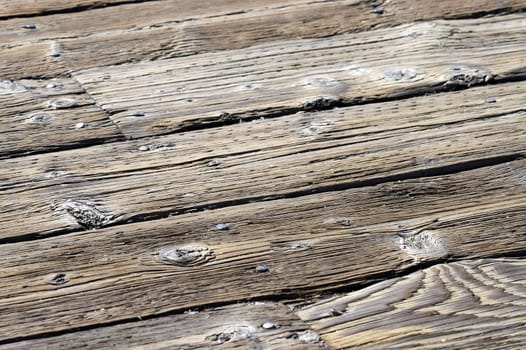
[0,159,524,340]
[297,258,526,349]
[1,1,526,347]
[1,82,524,240]
[1,0,524,80]
[0,78,123,158]
[0,302,327,349]
[73,14,526,138]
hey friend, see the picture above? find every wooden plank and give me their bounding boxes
[0,78,123,158]
[55,0,378,71]
[2,1,525,80]
[0,0,317,79]
[0,42,70,80]
[0,0,314,41]
[0,160,525,339]
[1,81,525,240]
[296,258,526,349]
[73,14,526,138]
[0,302,327,349]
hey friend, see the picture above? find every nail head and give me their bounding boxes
[216,223,229,231]
[256,265,269,273]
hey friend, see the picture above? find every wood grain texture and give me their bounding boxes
[1,81,525,240]
[2,1,525,80]
[0,159,525,339]
[73,14,526,138]
[0,78,123,158]
[297,258,526,349]
[0,0,331,44]
[0,0,316,79]
[0,302,327,349]
[0,42,70,80]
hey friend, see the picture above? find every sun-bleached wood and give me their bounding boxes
[297,258,526,349]
[1,81,524,240]
[0,302,327,349]
[74,14,526,138]
[0,78,123,158]
[2,1,524,80]
[0,159,524,340]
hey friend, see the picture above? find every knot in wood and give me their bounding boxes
[58,199,114,229]
[0,80,26,94]
[157,244,214,267]
[444,67,492,88]
[205,325,256,344]
[306,77,340,88]
[48,98,78,109]
[28,113,54,124]
[382,68,422,81]
[397,230,448,262]
[302,96,339,111]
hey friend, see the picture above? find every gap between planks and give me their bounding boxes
[0,159,525,340]
[71,13,526,139]
[1,13,525,159]
[1,1,525,80]
[1,81,525,242]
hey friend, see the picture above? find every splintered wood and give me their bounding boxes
[0,0,525,348]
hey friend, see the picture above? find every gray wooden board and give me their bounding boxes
[0,78,123,158]
[0,81,525,240]
[0,159,525,340]
[2,1,525,80]
[0,302,327,350]
[73,14,526,138]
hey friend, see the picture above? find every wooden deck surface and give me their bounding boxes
[1,1,525,349]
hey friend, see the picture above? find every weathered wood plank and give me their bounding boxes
[2,1,525,80]
[0,160,525,339]
[0,78,123,158]
[0,42,70,80]
[0,0,318,42]
[4,0,526,79]
[1,81,525,240]
[0,302,327,349]
[73,14,526,138]
[297,258,526,349]
[0,0,316,79]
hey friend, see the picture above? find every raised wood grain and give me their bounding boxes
[0,42,70,80]
[73,14,526,138]
[297,258,526,349]
[2,1,525,80]
[1,81,525,240]
[0,0,337,44]
[0,302,327,349]
[0,160,524,340]
[0,78,123,158]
